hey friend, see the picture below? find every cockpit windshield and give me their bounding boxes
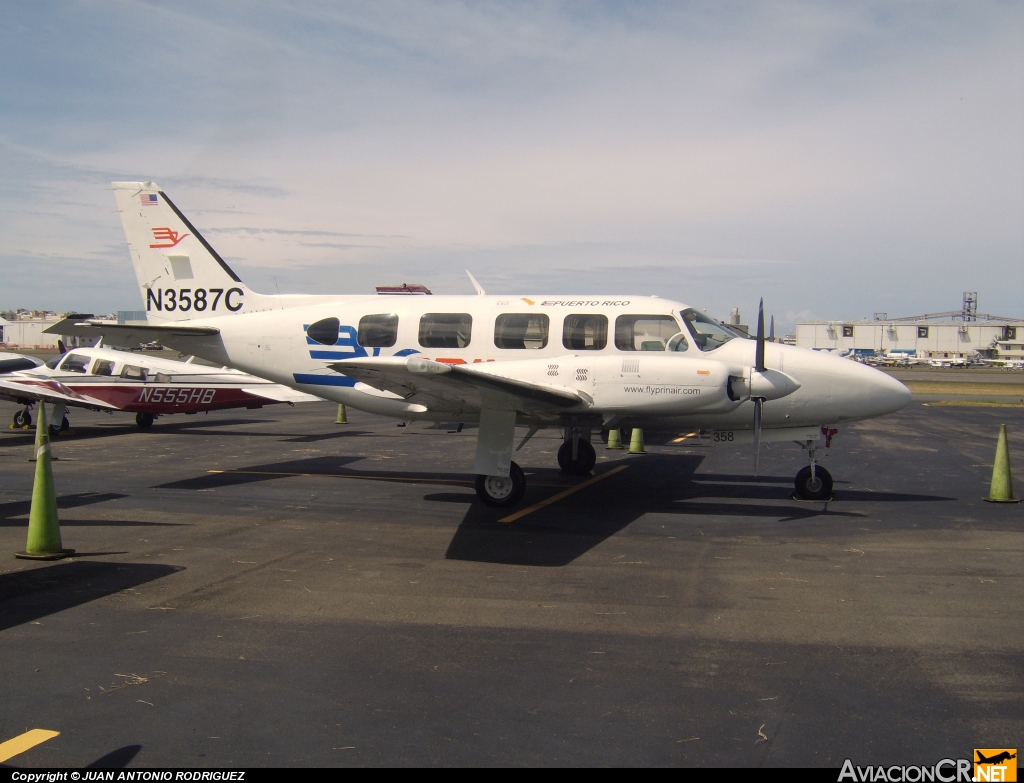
[680,308,743,352]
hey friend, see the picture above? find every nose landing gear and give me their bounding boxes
[794,442,833,500]
[12,407,32,428]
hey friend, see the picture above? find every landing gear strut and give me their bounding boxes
[794,444,833,500]
[12,408,31,428]
[475,461,526,507]
[558,427,596,476]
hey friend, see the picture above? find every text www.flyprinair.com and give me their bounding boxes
[622,385,701,396]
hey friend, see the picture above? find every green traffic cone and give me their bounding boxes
[984,424,1019,503]
[335,404,348,424]
[606,428,623,449]
[16,405,73,560]
[628,427,647,454]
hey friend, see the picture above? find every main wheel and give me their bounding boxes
[50,416,70,435]
[794,465,833,500]
[13,409,31,428]
[475,461,526,507]
[557,440,597,476]
[136,412,155,429]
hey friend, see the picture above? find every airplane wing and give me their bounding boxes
[241,385,324,404]
[327,357,588,415]
[0,376,121,411]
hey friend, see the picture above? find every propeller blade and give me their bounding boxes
[769,315,775,342]
[753,397,762,477]
[755,298,766,373]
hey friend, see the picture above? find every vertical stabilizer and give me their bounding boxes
[112,182,273,323]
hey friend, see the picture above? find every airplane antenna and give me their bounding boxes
[466,271,486,296]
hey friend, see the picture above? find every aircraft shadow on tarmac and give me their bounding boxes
[0,491,185,528]
[0,560,182,632]
[150,452,957,568]
[443,454,958,567]
[153,455,474,490]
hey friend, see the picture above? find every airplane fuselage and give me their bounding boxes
[155,294,910,431]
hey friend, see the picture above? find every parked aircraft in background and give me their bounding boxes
[0,353,44,374]
[0,343,320,431]
[54,182,911,506]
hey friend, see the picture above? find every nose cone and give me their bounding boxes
[833,359,912,419]
[865,366,912,415]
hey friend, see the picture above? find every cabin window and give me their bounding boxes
[680,309,739,352]
[614,315,681,351]
[917,327,929,338]
[91,360,115,376]
[494,314,549,349]
[358,314,399,347]
[562,315,608,351]
[59,354,90,373]
[419,313,473,349]
[306,317,340,346]
[121,365,148,381]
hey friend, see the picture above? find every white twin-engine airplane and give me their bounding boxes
[56,181,911,508]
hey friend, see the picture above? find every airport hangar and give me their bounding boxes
[795,293,1023,361]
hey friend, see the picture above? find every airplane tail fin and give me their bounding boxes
[112,182,274,323]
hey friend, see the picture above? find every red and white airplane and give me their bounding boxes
[0,342,320,432]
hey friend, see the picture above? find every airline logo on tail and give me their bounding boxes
[149,227,189,249]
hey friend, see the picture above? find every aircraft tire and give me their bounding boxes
[794,466,833,500]
[557,440,597,476]
[475,461,526,507]
[13,409,31,428]
[136,413,155,430]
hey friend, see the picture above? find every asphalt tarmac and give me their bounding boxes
[0,401,1020,767]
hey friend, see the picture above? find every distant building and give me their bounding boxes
[795,294,1022,361]
[0,310,104,350]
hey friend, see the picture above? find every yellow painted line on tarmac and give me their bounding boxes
[0,729,60,763]
[498,464,630,524]
[671,431,700,443]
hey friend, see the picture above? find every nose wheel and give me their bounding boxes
[794,465,833,500]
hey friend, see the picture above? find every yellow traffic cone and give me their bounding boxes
[15,405,73,560]
[628,427,646,454]
[335,404,348,424]
[606,428,623,449]
[984,424,1019,503]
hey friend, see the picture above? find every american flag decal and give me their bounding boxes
[141,194,159,206]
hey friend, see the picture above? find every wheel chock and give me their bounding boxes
[628,427,647,454]
[335,404,348,424]
[984,424,1019,503]
[15,405,73,560]
[606,428,623,449]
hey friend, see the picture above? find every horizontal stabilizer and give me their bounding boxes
[241,386,323,404]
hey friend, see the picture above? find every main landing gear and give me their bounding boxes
[12,408,31,428]
[136,412,155,430]
[556,426,596,476]
[793,442,833,500]
[475,462,526,507]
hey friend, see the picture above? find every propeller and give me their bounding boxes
[753,299,766,476]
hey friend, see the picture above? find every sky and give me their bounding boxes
[1,1,1022,332]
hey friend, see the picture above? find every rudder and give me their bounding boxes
[112,182,271,322]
